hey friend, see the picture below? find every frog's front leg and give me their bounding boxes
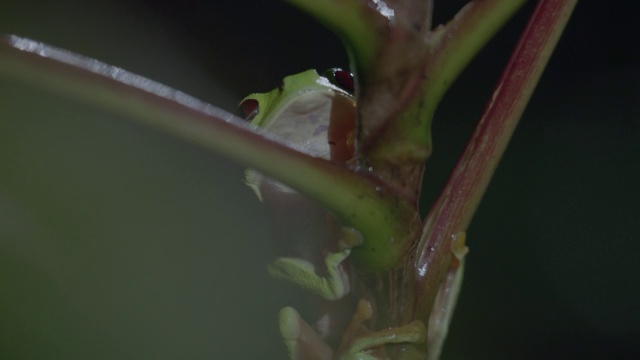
[267,227,362,300]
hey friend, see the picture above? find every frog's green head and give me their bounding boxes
[239,69,356,163]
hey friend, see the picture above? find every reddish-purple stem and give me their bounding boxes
[413,0,578,319]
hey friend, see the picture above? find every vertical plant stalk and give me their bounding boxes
[413,0,578,323]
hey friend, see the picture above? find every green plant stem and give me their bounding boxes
[425,0,529,107]
[285,0,382,74]
[0,35,417,272]
[413,0,578,323]
[364,0,528,167]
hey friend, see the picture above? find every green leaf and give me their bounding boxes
[0,35,416,272]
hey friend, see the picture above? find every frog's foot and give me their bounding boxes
[279,306,333,360]
[336,300,427,360]
[267,227,362,301]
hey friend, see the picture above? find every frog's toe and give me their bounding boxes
[279,306,302,341]
[338,227,364,250]
[278,306,334,360]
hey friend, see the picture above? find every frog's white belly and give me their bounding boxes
[263,91,335,160]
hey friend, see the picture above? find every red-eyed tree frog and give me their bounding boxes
[240,69,465,359]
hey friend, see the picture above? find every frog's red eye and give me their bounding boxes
[323,68,355,94]
[334,70,354,94]
[239,99,259,121]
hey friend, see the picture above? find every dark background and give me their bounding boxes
[1,1,638,359]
